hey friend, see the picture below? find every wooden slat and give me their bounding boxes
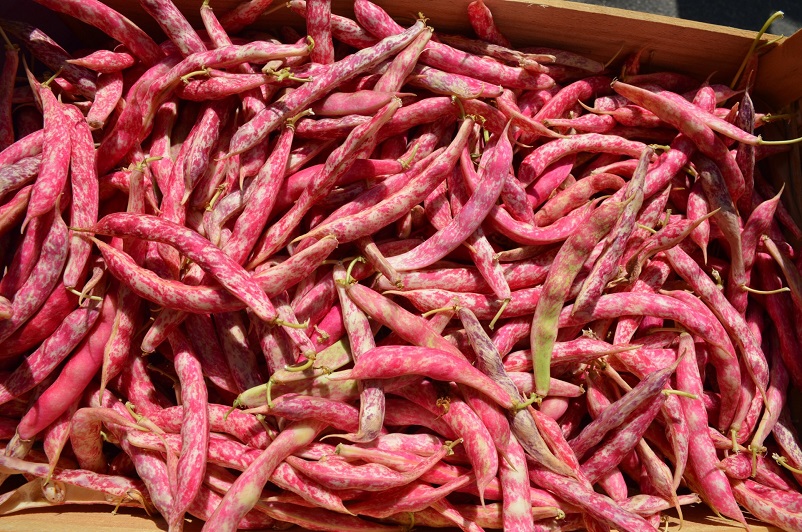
[0,503,782,531]
[757,29,802,107]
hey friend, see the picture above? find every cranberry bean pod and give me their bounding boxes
[0,279,80,361]
[286,442,451,491]
[69,407,144,472]
[611,80,746,202]
[388,123,511,271]
[373,28,433,92]
[0,185,32,237]
[0,208,68,343]
[0,303,100,406]
[345,474,475,519]
[467,0,511,46]
[287,0,378,49]
[216,311,265,392]
[0,20,97,98]
[0,129,43,170]
[22,84,70,228]
[694,155,746,309]
[534,172,626,227]
[337,345,515,409]
[202,419,328,532]
[396,382,499,503]
[675,333,747,526]
[343,282,462,357]
[151,403,267,449]
[750,342,788,463]
[319,147,443,225]
[731,480,802,531]
[88,213,277,322]
[219,0,276,33]
[0,212,51,299]
[166,330,209,529]
[32,0,161,64]
[580,393,665,484]
[332,264,384,442]
[85,71,123,130]
[663,246,768,413]
[496,89,563,140]
[572,147,651,319]
[354,0,553,90]
[568,357,679,460]
[16,291,116,440]
[530,198,627,396]
[229,21,425,156]
[299,119,472,244]
[0,155,40,199]
[528,466,654,532]
[67,49,136,73]
[519,133,647,187]
[248,97,401,265]
[140,0,206,56]
[457,306,572,476]
[307,0,334,64]
[410,65,504,99]
[62,106,98,291]
[0,454,151,507]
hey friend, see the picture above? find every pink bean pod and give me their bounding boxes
[355,0,553,91]
[0,20,97,98]
[69,406,144,472]
[530,198,627,396]
[86,71,123,130]
[0,208,69,344]
[519,133,647,187]
[202,418,328,532]
[86,213,277,322]
[219,0,276,34]
[286,440,453,491]
[373,28,433,92]
[467,0,511,46]
[298,118,472,244]
[0,302,100,406]
[0,155,40,201]
[307,0,334,64]
[288,0,378,49]
[140,0,206,56]
[248,97,401,266]
[166,330,209,529]
[675,332,747,527]
[572,147,652,319]
[388,122,511,271]
[22,83,71,229]
[0,185,32,237]
[16,290,117,441]
[335,345,516,410]
[67,49,136,73]
[611,80,747,202]
[0,211,52,299]
[32,0,161,64]
[62,106,99,291]
[229,20,426,156]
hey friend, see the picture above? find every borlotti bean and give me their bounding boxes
[1,0,802,530]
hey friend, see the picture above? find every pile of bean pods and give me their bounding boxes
[1,0,802,530]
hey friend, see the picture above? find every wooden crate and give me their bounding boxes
[2,0,800,530]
